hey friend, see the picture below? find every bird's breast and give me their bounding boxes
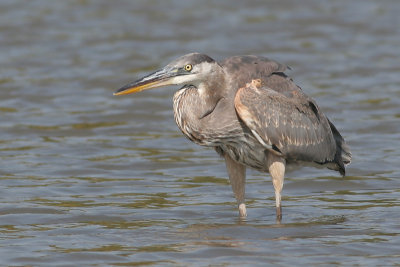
[172,86,240,147]
[173,87,210,146]
[173,87,270,171]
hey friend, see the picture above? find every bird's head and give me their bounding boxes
[114,53,222,96]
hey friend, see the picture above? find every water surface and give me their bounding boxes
[1,0,400,265]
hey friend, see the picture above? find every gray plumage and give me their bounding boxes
[115,53,352,220]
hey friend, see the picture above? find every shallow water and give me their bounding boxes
[1,0,400,266]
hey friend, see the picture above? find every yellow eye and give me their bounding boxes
[184,64,192,72]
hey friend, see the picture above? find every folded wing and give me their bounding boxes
[234,80,338,167]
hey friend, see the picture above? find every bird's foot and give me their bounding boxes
[238,203,247,218]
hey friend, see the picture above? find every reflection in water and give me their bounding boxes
[0,0,400,265]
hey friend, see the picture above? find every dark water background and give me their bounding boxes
[1,0,400,265]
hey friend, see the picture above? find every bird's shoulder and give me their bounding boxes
[235,80,319,120]
[219,55,287,76]
[220,55,306,99]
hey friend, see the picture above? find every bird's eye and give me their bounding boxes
[184,64,192,72]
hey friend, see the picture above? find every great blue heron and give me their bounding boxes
[115,53,351,220]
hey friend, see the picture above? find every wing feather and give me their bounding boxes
[234,80,337,164]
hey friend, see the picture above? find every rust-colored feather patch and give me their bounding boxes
[234,79,262,129]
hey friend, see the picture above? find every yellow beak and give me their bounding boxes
[114,68,178,96]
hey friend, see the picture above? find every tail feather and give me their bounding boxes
[328,119,352,176]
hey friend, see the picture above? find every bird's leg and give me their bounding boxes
[224,153,247,217]
[267,153,286,221]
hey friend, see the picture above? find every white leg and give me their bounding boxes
[267,153,286,220]
[224,153,247,217]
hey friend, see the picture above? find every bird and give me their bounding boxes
[114,53,351,221]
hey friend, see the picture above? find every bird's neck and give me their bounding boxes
[197,69,228,101]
